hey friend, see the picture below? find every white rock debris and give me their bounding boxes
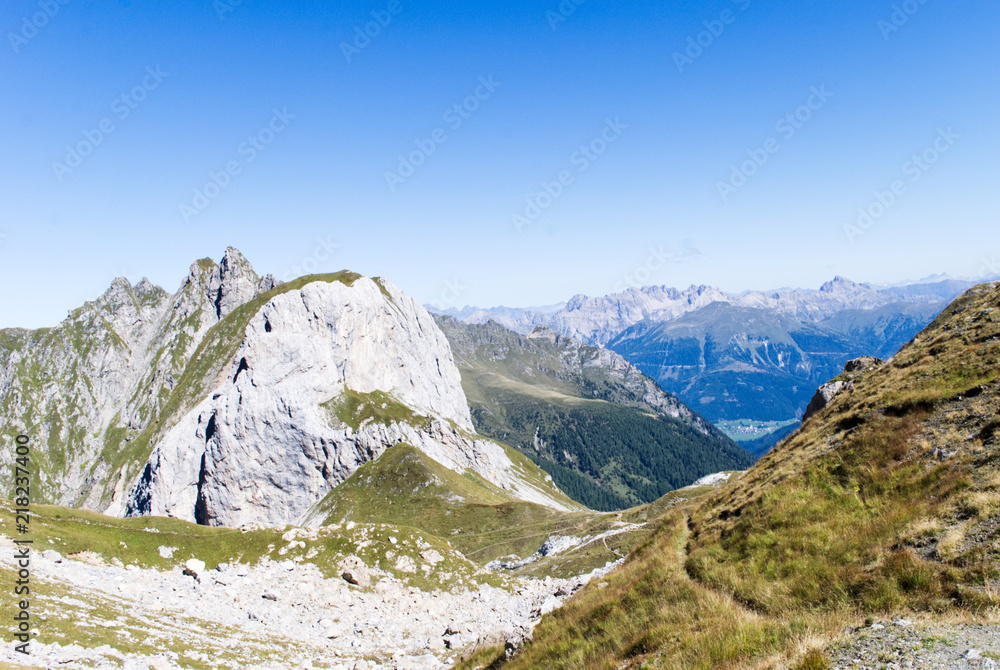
[0,536,621,670]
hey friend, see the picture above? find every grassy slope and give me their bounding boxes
[437,317,751,511]
[462,283,1000,670]
[308,443,643,575]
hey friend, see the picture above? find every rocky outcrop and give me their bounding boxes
[3,249,575,526]
[802,357,883,423]
[119,273,573,526]
[0,247,273,507]
[844,356,883,373]
[802,380,851,424]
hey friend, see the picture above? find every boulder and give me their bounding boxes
[185,558,206,575]
[802,380,849,424]
[340,555,371,587]
[802,358,881,423]
[42,549,63,563]
[844,356,882,373]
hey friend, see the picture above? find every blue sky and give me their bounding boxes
[1,0,998,327]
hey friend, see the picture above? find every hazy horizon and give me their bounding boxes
[2,243,994,329]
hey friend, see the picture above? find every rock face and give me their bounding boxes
[0,247,274,507]
[802,357,883,423]
[2,249,574,527]
[123,274,571,526]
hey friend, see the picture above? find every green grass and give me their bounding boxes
[307,443,624,572]
[322,389,430,431]
[455,512,842,670]
[0,494,501,594]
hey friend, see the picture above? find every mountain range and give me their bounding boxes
[0,248,751,523]
[2,248,997,669]
[434,317,751,510]
[0,249,579,527]
[433,276,982,449]
[463,279,1000,669]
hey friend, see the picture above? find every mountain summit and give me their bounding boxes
[0,249,574,528]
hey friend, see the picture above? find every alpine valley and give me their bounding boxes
[434,276,983,453]
[1,249,998,670]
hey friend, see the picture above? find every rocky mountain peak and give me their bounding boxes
[528,326,559,343]
[207,247,262,319]
[820,276,862,293]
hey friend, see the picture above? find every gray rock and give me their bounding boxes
[122,272,573,528]
[185,558,206,575]
[844,356,882,373]
[803,380,850,424]
[803,357,883,424]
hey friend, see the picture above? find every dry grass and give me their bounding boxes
[455,284,1000,670]
[456,512,849,670]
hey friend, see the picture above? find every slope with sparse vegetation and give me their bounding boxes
[461,282,1000,670]
[436,317,752,511]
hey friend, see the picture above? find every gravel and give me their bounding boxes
[828,619,1000,670]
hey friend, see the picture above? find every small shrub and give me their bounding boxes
[796,649,831,670]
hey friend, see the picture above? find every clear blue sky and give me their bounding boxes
[2,0,998,327]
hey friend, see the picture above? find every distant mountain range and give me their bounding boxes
[430,276,987,449]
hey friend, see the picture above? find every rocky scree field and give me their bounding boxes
[0,448,735,669]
